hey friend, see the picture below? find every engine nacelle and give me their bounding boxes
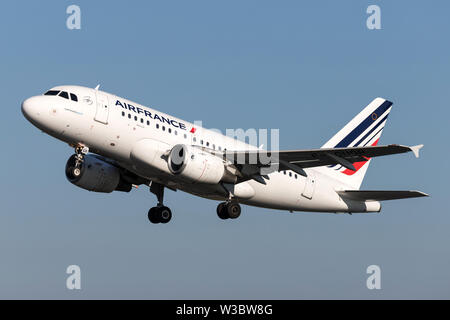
[168,144,228,184]
[65,154,132,193]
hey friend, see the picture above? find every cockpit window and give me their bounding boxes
[70,93,78,102]
[58,91,69,99]
[44,90,60,96]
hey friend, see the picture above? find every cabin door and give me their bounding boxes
[95,92,109,124]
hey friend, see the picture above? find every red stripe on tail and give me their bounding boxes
[341,138,379,175]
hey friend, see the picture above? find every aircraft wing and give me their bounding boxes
[214,144,423,177]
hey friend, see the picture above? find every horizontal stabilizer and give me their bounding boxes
[337,190,429,201]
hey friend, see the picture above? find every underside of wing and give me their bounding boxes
[337,190,429,201]
[220,144,423,170]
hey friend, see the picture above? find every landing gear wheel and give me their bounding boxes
[217,202,228,220]
[72,167,81,177]
[216,202,241,220]
[158,206,172,224]
[148,207,160,224]
[227,202,241,219]
[148,206,172,224]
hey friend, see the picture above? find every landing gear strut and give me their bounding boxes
[71,145,89,177]
[148,182,172,224]
[216,201,241,220]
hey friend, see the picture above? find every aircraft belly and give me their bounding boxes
[243,171,350,213]
[244,174,303,211]
[176,183,228,200]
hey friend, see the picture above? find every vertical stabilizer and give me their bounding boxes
[317,98,393,189]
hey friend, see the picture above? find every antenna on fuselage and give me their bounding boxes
[94,84,100,90]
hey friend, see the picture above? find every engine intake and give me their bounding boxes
[65,154,132,193]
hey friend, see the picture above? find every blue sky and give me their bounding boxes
[0,0,449,299]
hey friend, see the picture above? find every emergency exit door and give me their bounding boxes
[301,173,316,200]
[95,92,109,124]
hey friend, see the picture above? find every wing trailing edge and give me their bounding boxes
[337,190,429,201]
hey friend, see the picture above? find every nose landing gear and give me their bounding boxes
[68,144,89,178]
[69,144,89,178]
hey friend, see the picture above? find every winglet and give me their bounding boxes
[410,144,424,158]
[95,84,100,90]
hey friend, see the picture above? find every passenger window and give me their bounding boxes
[147,120,150,126]
[134,116,137,121]
[174,130,177,135]
[213,144,215,150]
[140,118,144,123]
[70,93,78,101]
[168,128,172,133]
[295,174,298,179]
[218,146,222,151]
[193,137,196,142]
[289,172,292,177]
[156,124,159,129]
[122,111,125,117]
[44,90,59,96]
[200,140,204,145]
[206,142,209,147]
[128,114,131,119]
[184,134,187,139]
[58,91,69,99]
[162,126,166,131]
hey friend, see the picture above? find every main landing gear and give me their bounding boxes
[216,201,241,220]
[148,182,172,224]
[148,206,172,224]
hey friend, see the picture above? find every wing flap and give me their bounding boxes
[337,190,429,201]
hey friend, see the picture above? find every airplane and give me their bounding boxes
[21,85,428,224]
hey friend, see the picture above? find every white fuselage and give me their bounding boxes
[21,85,380,214]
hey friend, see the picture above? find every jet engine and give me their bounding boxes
[168,144,234,184]
[65,154,132,193]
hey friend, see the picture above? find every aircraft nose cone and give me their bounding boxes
[21,96,41,123]
[21,98,32,118]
